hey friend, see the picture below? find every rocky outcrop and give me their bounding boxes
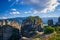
[0,25,20,40]
[0,20,21,30]
[0,19,21,40]
[21,16,44,37]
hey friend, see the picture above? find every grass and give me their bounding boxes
[31,32,60,40]
[49,32,60,40]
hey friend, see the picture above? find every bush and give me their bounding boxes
[44,26,55,34]
[55,26,60,32]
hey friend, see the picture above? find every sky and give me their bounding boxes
[0,0,60,19]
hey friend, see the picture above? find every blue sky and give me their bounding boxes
[0,0,60,19]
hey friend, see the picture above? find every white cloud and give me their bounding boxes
[10,9,20,15]
[8,0,19,2]
[24,11,28,14]
[11,9,16,11]
[16,0,19,2]
[40,0,59,13]
[23,0,59,13]
[24,11,32,14]
[1,17,7,19]
[10,11,20,15]
[10,2,16,7]
[30,0,40,4]
[33,10,39,14]
[41,13,60,18]
[9,0,59,13]
[20,1,24,4]
[10,0,19,7]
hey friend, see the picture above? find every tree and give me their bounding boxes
[55,26,60,32]
[44,26,55,34]
[34,16,42,23]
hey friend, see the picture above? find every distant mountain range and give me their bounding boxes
[0,17,59,24]
[41,17,58,24]
[6,17,27,24]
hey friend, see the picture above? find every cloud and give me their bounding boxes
[10,9,20,15]
[10,0,19,7]
[10,11,20,15]
[9,0,59,13]
[20,1,24,4]
[24,10,40,14]
[8,0,18,2]
[0,17,7,19]
[24,11,32,14]
[11,8,16,11]
[16,0,19,2]
[24,11,28,14]
[22,0,59,13]
[10,2,16,7]
[32,10,39,14]
[40,0,59,13]
[42,14,60,17]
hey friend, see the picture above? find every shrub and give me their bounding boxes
[55,26,60,32]
[44,26,55,34]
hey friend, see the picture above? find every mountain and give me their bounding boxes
[6,17,27,24]
[41,17,58,24]
[0,17,58,24]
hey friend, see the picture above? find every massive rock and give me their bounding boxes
[21,16,44,37]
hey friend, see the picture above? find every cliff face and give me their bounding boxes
[0,25,19,40]
[21,16,44,37]
[0,20,21,30]
[8,20,21,30]
[0,20,21,40]
[22,16,43,29]
[0,16,44,39]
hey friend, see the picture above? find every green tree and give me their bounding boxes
[28,16,34,22]
[55,26,60,32]
[26,16,42,23]
[44,26,55,34]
